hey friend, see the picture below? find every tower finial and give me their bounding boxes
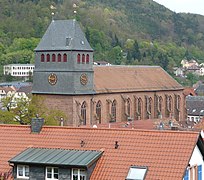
[50,4,57,21]
[73,3,78,18]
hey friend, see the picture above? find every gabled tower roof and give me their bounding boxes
[35,19,93,51]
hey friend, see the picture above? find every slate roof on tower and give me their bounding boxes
[35,19,93,51]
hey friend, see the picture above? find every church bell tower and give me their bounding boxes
[32,19,94,95]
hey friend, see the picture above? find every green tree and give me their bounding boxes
[186,73,199,86]
[108,46,122,65]
[132,40,141,61]
[0,95,67,125]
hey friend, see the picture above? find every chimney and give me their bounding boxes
[60,117,64,127]
[31,117,44,133]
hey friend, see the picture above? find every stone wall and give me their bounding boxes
[37,89,185,126]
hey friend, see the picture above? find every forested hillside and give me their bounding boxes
[1,0,204,80]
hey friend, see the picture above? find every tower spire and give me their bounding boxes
[73,3,78,19]
[50,4,57,21]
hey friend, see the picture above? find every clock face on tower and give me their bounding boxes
[48,73,57,85]
[80,74,88,85]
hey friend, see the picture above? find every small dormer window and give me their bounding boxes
[46,167,59,180]
[81,40,84,45]
[17,165,29,179]
[66,37,72,46]
[72,168,87,180]
[126,166,147,180]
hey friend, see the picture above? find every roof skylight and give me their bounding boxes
[126,166,148,180]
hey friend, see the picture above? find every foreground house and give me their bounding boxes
[0,119,204,179]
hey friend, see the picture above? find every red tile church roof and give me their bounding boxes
[93,66,183,93]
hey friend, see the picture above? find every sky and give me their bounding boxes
[153,0,204,16]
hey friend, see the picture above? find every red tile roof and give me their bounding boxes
[83,119,155,130]
[183,87,196,96]
[93,66,183,93]
[0,124,201,179]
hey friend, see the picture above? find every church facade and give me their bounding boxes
[32,19,185,126]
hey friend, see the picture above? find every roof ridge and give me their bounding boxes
[0,124,199,135]
[27,147,102,152]
[94,65,160,68]
[41,125,199,135]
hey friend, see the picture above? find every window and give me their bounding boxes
[145,96,152,118]
[149,98,152,115]
[186,165,202,180]
[47,54,50,62]
[81,101,87,125]
[96,101,102,123]
[66,37,72,46]
[111,100,116,122]
[127,98,131,116]
[184,169,189,180]
[176,95,181,110]
[166,95,172,117]
[52,54,56,62]
[46,167,59,180]
[57,54,61,62]
[137,98,142,119]
[126,166,147,180]
[77,54,80,64]
[41,54,45,62]
[17,165,29,179]
[82,54,85,64]
[86,54,89,64]
[72,168,87,180]
[63,53,67,62]
[159,96,162,113]
[169,96,172,110]
[198,165,202,180]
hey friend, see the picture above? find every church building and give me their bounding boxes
[32,19,185,126]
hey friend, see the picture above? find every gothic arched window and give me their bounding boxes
[86,54,89,64]
[82,54,85,64]
[57,54,61,62]
[63,53,67,62]
[169,96,173,112]
[96,101,102,124]
[41,54,45,62]
[149,97,152,115]
[137,98,142,118]
[176,95,181,110]
[159,96,163,112]
[81,101,87,125]
[46,54,50,62]
[127,98,131,117]
[77,54,80,64]
[111,100,116,122]
[52,54,56,62]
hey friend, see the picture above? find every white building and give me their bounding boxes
[3,64,35,78]
[183,144,203,180]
